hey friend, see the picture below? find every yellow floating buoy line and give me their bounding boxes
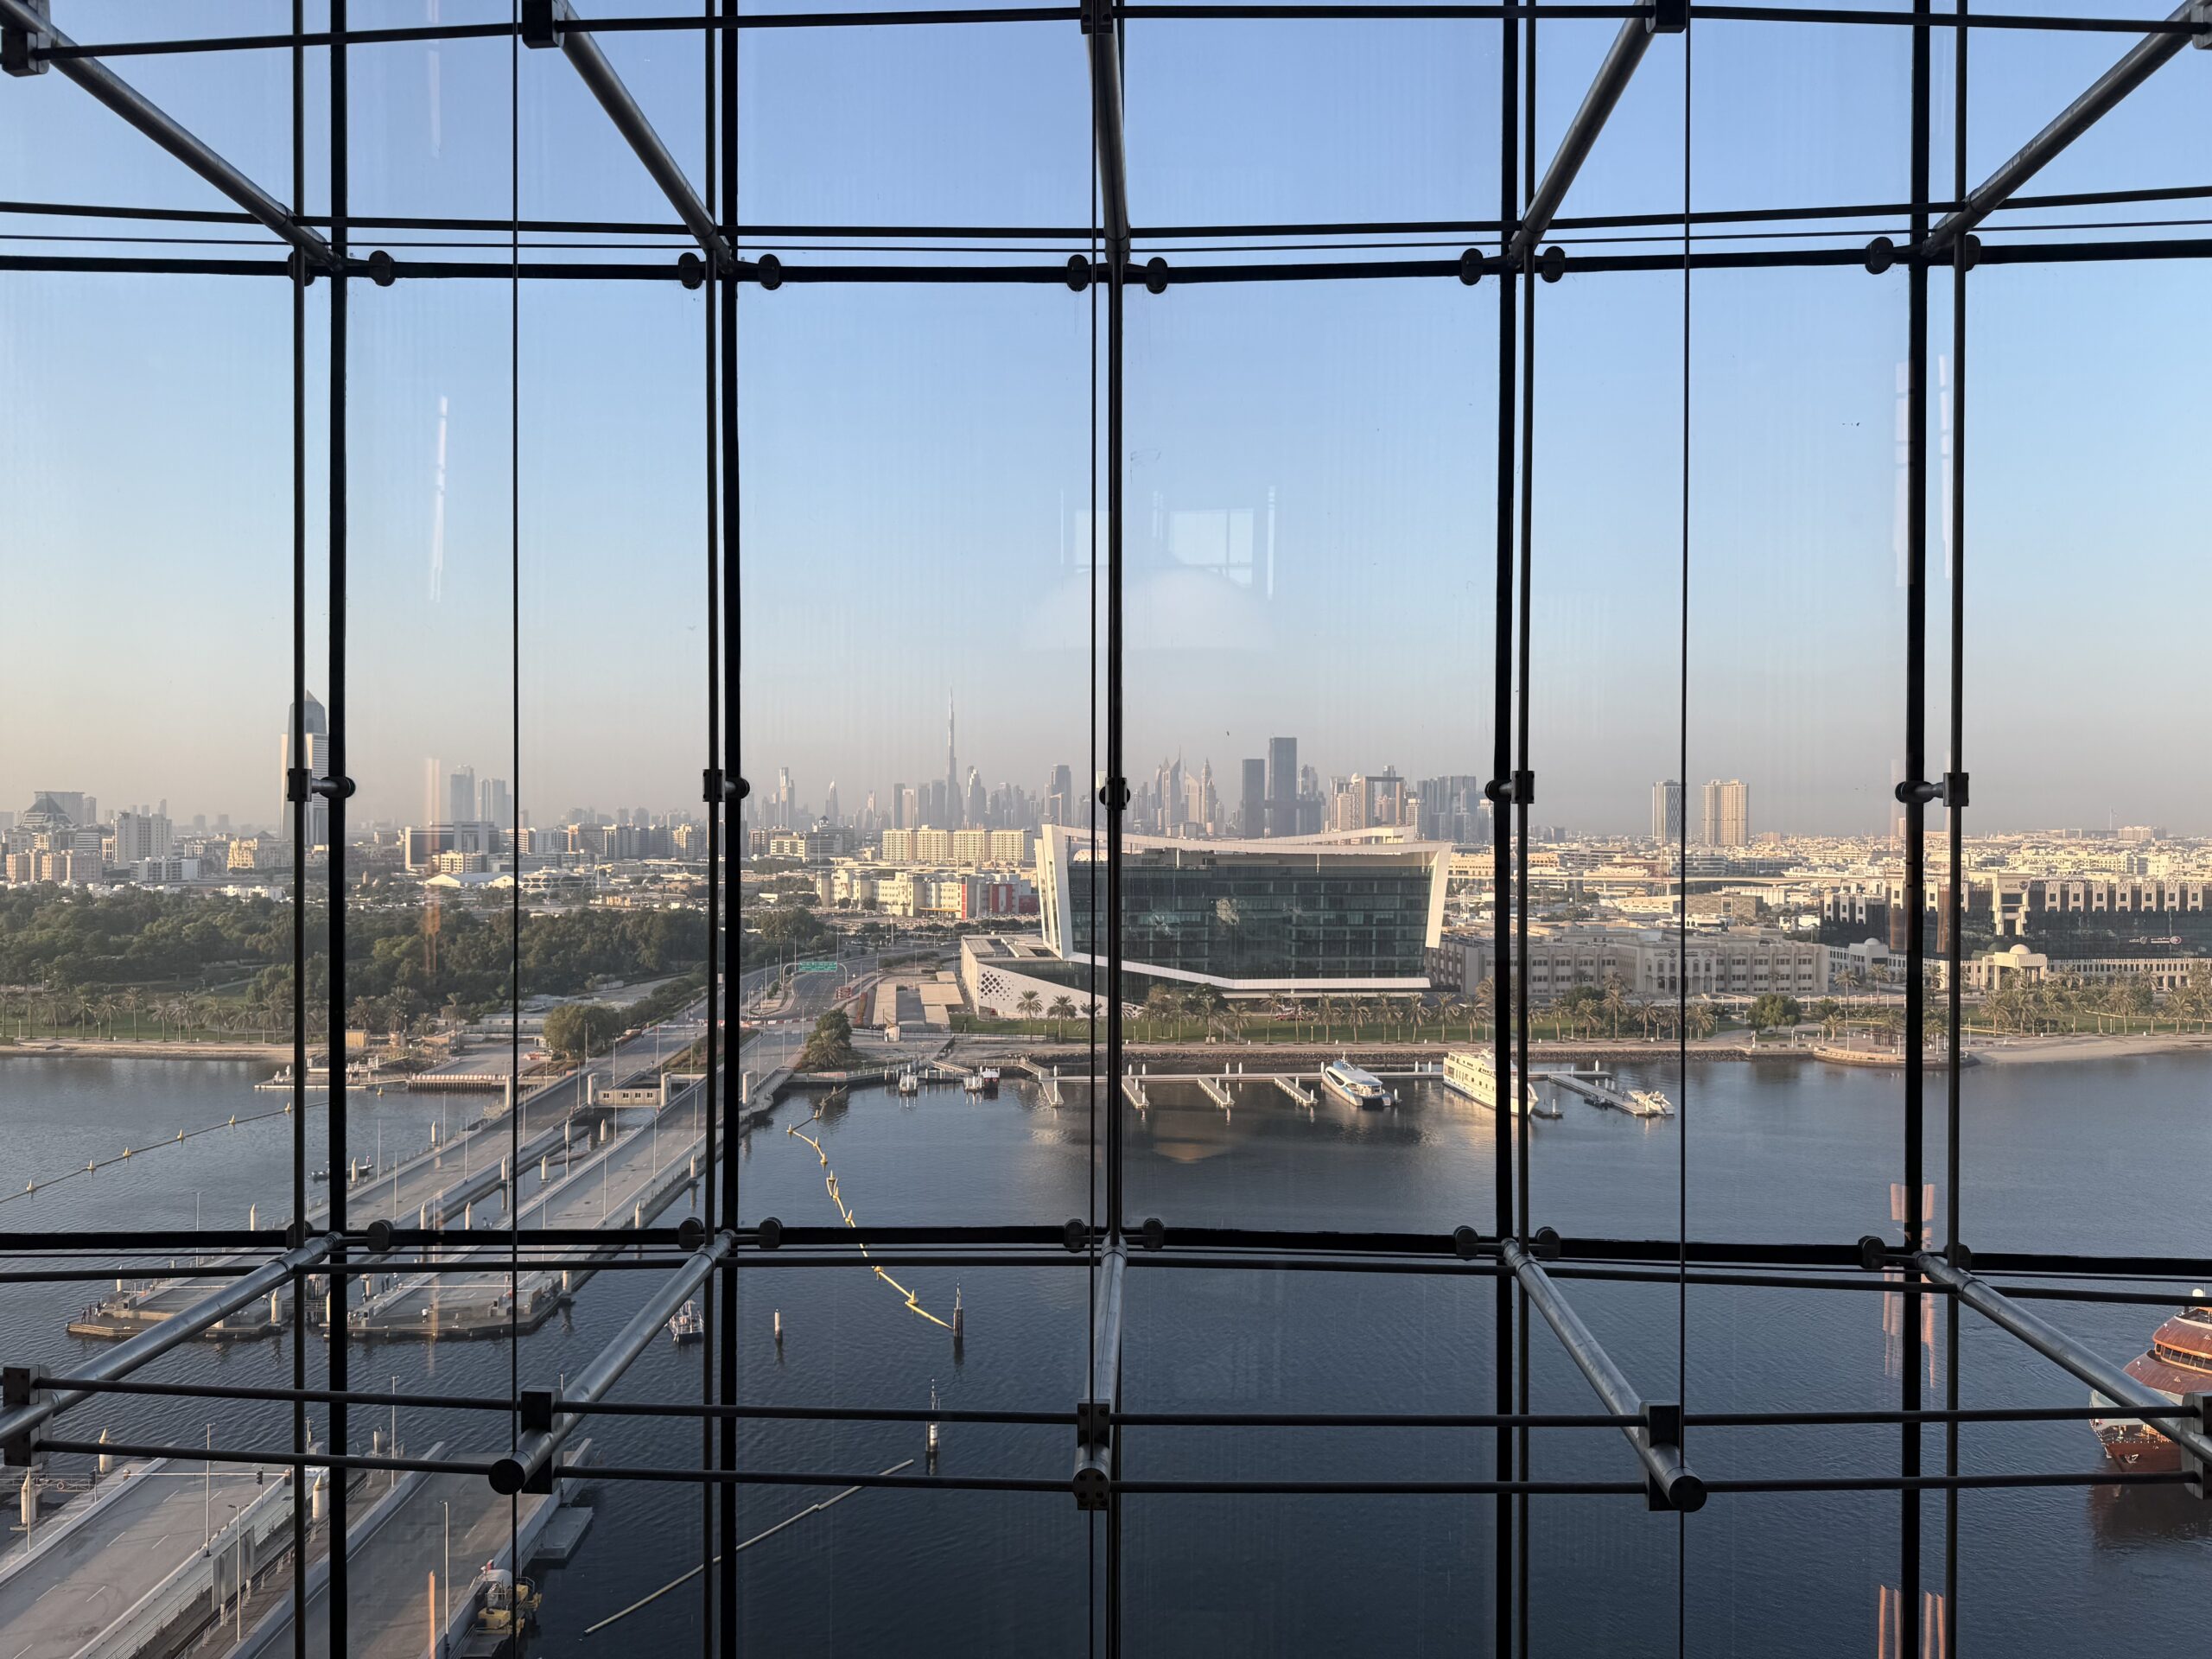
[787,1126,951,1331]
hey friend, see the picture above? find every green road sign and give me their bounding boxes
[795,961,839,974]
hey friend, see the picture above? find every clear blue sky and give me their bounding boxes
[1,3,2203,836]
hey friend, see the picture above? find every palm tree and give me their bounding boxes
[1015,989,1043,1028]
[1048,995,1077,1039]
[1686,998,1719,1041]
[1599,976,1629,1039]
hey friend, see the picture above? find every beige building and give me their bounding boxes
[1427,925,1827,1003]
[1943,944,2209,995]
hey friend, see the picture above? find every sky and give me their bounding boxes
[1,2,2206,838]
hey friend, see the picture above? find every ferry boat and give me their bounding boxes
[962,1068,1000,1096]
[1441,1048,1559,1119]
[2092,1294,2212,1470]
[1319,1059,1395,1110]
[667,1300,704,1344]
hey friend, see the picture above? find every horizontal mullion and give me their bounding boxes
[29,1377,2190,1433]
[29,2,2201,63]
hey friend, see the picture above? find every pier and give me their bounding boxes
[1121,1074,1149,1111]
[1538,1067,1673,1118]
[1195,1074,1234,1109]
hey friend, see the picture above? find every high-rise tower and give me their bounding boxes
[280,695,332,849]
[946,690,961,826]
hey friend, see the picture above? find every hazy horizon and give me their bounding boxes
[5,9,2205,838]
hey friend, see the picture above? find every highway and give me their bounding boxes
[352,1088,710,1339]
[70,1013,702,1343]
[226,1460,564,1659]
[0,1459,275,1656]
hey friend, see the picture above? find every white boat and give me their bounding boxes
[1628,1087,1675,1118]
[961,1068,1000,1096]
[667,1300,704,1343]
[896,1070,919,1096]
[1319,1059,1395,1110]
[1441,1049,1560,1119]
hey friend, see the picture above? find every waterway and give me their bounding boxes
[3,1050,2209,1656]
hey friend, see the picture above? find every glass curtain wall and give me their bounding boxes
[0,3,2207,1656]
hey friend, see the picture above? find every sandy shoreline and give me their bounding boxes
[0,1039,287,1061]
[992,1031,2212,1071]
[1965,1031,2212,1066]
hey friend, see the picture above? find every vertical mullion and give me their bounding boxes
[324,4,350,1653]
[1102,20,1128,1653]
[1511,12,1538,1656]
[718,3,741,1653]
[701,2,721,1655]
[1491,3,1521,1653]
[287,7,308,1656]
[1903,0,1933,1649]
[1942,3,1969,1651]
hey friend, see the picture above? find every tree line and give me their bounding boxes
[0,887,705,1041]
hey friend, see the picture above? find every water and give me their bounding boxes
[3,1049,2209,1656]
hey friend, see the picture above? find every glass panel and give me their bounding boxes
[1687,264,1907,1245]
[721,1269,1089,1651]
[734,276,1096,1228]
[1119,275,1496,1231]
[1125,22,1497,231]
[737,23,1088,230]
[1122,1267,1495,1649]
[1959,259,2212,1256]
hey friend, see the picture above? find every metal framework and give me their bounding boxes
[2,3,2209,1656]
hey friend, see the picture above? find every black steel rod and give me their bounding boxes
[5,235,2212,284]
[1501,1243,1705,1510]
[1927,0,2203,256]
[533,1,732,269]
[716,3,741,1649]
[324,10,350,1651]
[0,0,335,267]
[35,1435,2189,1497]
[1510,12,1662,261]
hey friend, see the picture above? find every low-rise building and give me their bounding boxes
[1427,925,1829,1003]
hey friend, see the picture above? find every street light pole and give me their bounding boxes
[442,1500,450,1642]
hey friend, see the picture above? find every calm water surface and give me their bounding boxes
[3,1050,2209,1656]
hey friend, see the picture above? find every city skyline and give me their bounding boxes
[7,27,2209,838]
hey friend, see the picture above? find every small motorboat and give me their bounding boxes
[668,1300,704,1344]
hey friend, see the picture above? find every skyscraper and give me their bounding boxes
[479,776,512,829]
[1046,764,1075,827]
[945,691,960,827]
[1651,779,1683,843]
[824,781,841,828]
[1267,737,1298,837]
[1700,779,1750,848]
[1240,758,1267,838]
[448,766,475,828]
[279,696,331,849]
